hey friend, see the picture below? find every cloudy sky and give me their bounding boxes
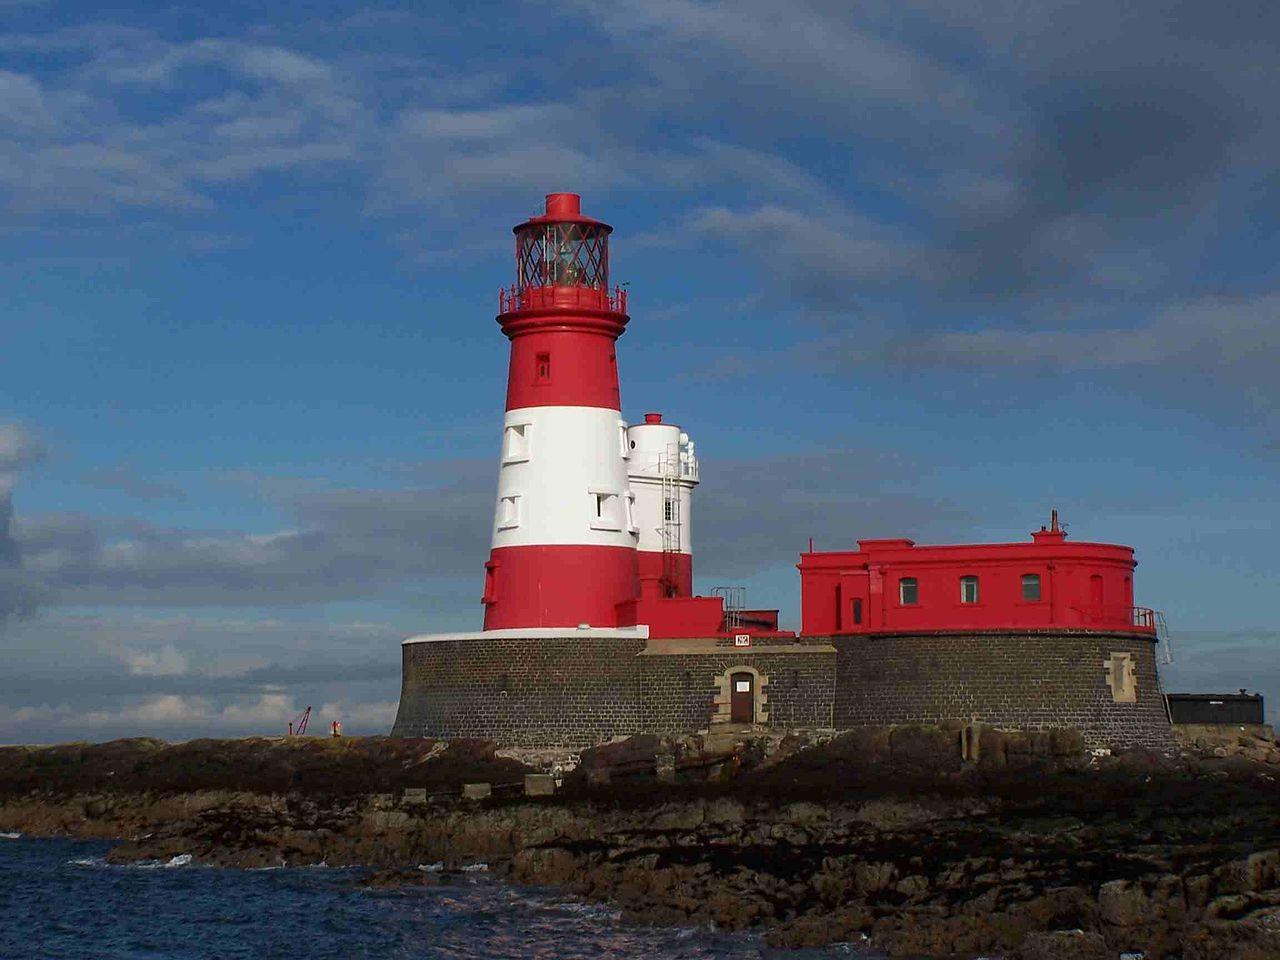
[1,1,1277,743]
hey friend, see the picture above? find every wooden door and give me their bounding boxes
[730,672,754,724]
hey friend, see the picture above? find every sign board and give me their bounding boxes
[734,634,751,647]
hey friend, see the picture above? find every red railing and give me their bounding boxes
[499,284,627,315]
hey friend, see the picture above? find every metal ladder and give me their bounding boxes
[659,443,682,597]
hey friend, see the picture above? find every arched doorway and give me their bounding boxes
[730,672,755,723]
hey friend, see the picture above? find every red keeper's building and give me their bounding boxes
[798,513,1158,638]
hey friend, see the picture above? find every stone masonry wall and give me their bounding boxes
[392,637,646,747]
[830,631,1173,748]
[638,639,836,732]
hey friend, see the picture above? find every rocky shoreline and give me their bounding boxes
[3,727,1279,959]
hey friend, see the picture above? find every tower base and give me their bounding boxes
[390,629,1173,750]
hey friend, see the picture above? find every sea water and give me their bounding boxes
[0,837,876,959]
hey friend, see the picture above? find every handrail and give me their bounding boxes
[499,284,627,315]
[1132,606,1157,629]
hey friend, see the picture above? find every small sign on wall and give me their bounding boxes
[734,634,751,647]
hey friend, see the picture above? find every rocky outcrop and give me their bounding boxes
[3,728,1279,958]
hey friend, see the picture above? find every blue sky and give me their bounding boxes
[1,0,1277,741]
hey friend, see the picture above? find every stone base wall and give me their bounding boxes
[391,637,646,747]
[638,638,836,732]
[392,630,1174,749]
[829,631,1173,748]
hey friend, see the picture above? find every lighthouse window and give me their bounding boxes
[960,575,979,604]
[497,495,520,530]
[535,352,551,383]
[899,577,918,605]
[590,491,622,531]
[1021,573,1042,601]
[502,423,530,463]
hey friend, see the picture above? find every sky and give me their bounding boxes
[1,0,1277,743]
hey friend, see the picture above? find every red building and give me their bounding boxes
[798,513,1157,637]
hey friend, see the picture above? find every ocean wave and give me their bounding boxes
[462,862,489,872]
[134,854,196,869]
[419,862,444,872]
[0,832,21,839]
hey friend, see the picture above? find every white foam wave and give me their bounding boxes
[135,853,195,869]
[0,832,21,839]
[69,857,107,867]
[462,862,488,872]
[419,862,444,872]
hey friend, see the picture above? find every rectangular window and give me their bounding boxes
[497,495,520,530]
[502,423,530,464]
[899,577,918,605]
[1021,573,1042,601]
[535,352,551,383]
[852,598,863,625]
[589,491,621,531]
[960,575,979,604]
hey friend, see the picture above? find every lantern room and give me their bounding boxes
[500,192,625,316]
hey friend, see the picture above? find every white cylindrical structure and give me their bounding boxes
[627,413,698,598]
[493,405,637,550]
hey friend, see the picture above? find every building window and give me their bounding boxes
[664,499,675,522]
[589,491,621,531]
[535,352,551,383]
[960,575,979,604]
[497,495,520,530]
[852,598,863,625]
[1021,573,1042,601]
[899,577,918,605]
[502,423,530,463]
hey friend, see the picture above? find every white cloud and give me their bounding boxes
[108,643,190,678]
[0,422,44,491]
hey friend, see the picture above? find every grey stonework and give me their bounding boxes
[392,630,1173,749]
[637,639,836,732]
[391,637,646,747]
[828,631,1173,748]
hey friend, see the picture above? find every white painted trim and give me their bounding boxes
[404,625,651,644]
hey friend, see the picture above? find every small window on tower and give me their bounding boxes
[535,352,552,383]
[497,495,520,530]
[852,598,863,625]
[1021,573,1042,601]
[502,423,530,464]
[589,491,621,531]
[960,575,980,604]
[899,577,918,605]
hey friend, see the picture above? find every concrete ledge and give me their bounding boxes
[405,625,650,644]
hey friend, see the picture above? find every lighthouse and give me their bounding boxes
[482,193,640,630]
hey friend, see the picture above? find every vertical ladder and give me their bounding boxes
[660,442,682,597]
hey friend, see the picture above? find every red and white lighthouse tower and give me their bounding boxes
[482,193,641,630]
